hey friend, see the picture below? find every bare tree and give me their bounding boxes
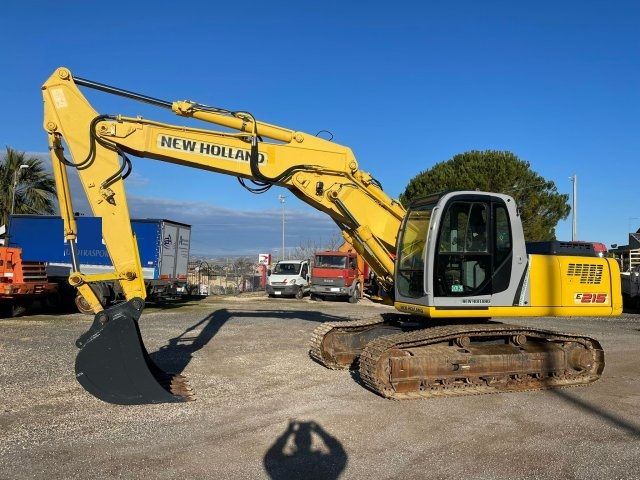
[233,257,254,274]
[324,235,344,251]
[232,257,257,291]
[291,239,323,260]
[291,235,345,260]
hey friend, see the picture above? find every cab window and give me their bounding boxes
[273,263,300,275]
[435,201,491,297]
[396,204,434,298]
[315,255,347,268]
[492,204,512,293]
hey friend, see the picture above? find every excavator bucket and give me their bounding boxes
[74,298,194,405]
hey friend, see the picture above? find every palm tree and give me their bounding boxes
[0,147,56,227]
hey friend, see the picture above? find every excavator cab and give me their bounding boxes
[394,191,528,316]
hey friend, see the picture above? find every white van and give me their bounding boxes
[266,260,310,299]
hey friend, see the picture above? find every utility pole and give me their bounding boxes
[570,174,577,241]
[278,194,286,261]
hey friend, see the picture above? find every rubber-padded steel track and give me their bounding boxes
[359,323,604,400]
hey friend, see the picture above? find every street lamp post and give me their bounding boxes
[569,174,577,241]
[278,194,286,261]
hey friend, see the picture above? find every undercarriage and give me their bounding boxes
[310,317,604,400]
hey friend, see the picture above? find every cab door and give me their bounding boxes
[300,261,310,289]
[432,199,492,308]
[431,196,521,309]
[347,254,357,286]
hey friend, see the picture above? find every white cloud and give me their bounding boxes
[127,194,340,256]
[27,151,341,256]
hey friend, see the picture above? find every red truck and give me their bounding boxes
[310,245,369,303]
[0,246,59,317]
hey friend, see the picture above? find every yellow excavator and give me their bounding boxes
[42,67,622,404]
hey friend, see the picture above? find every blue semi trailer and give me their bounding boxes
[8,215,191,313]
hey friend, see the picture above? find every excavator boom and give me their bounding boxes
[43,68,404,298]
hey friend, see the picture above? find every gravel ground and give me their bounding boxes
[1,296,639,480]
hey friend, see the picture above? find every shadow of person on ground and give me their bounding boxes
[264,420,347,480]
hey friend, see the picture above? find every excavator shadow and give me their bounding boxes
[548,387,640,438]
[149,308,354,376]
[149,310,229,376]
[144,297,208,310]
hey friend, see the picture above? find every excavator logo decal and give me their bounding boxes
[396,303,426,314]
[574,293,608,304]
[157,135,267,163]
[462,298,491,304]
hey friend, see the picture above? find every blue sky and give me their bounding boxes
[1,1,638,255]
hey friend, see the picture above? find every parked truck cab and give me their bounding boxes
[310,251,364,303]
[266,260,310,299]
[0,246,59,317]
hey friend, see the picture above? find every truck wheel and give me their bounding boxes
[0,302,25,318]
[348,283,361,304]
[295,287,304,300]
[12,304,27,317]
[75,294,95,315]
[45,293,62,311]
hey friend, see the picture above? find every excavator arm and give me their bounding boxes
[41,67,405,404]
[43,67,404,309]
